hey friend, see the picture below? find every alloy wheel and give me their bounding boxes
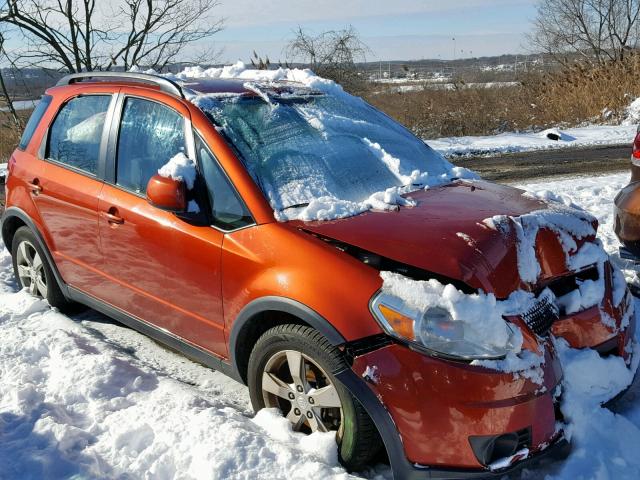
[16,240,48,299]
[261,349,344,435]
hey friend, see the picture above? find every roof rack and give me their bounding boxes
[56,72,185,99]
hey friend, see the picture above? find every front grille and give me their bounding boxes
[522,290,559,337]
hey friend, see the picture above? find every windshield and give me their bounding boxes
[195,91,464,220]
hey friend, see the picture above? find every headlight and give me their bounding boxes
[370,291,518,360]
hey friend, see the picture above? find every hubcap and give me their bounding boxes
[16,240,48,299]
[262,350,344,435]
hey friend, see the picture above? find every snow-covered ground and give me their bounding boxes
[428,124,637,157]
[1,172,639,480]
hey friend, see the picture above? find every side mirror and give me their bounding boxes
[146,174,186,212]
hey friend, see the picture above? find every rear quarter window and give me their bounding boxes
[18,95,52,150]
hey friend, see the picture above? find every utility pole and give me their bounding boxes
[452,37,456,61]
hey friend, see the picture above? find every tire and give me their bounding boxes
[11,226,72,311]
[247,324,383,471]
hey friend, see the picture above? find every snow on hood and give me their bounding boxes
[168,62,477,222]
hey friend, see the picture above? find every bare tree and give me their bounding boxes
[0,0,223,72]
[286,26,369,91]
[0,32,22,129]
[529,0,640,64]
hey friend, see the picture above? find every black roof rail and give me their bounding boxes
[56,72,185,99]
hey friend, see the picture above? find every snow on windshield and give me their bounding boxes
[174,62,477,221]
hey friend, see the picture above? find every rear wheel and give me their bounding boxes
[11,227,72,311]
[247,324,382,471]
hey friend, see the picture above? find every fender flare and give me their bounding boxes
[229,296,346,379]
[1,206,69,297]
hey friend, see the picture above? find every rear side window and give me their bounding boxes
[196,134,253,230]
[18,95,52,150]
[116,97,186,194]
[47,95,111,175]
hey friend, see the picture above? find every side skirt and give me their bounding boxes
[67,286,243,383]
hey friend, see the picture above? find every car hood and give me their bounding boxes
[295,180,594,298]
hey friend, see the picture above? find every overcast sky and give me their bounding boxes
[212,0,537,62]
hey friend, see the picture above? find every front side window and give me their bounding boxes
[116,97,186,194]
[196,134,252,230]
[47,95,111,175]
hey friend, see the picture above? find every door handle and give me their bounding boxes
[28,179,42,195]
[101,210,124,225]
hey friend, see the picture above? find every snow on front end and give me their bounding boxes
[482,196,632,331]
[377,195,634,383]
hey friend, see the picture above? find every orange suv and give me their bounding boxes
[2,72,635,479]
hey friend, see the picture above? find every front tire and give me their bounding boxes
[247,324,382,471]
[11,226,71,311]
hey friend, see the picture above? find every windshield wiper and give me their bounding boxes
[282,203,310,211]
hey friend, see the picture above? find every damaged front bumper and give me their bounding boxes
[337,337,569,479]
[552,285,636,365]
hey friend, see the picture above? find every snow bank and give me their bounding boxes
[0,242,352,480]
[547,338,640,479]
[624,97,640,126]
[430,94,640,158]
[428,124,636,157]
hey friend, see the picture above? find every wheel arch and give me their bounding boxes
[229,296,347,384]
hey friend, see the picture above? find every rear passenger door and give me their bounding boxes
[36,94,115,292]
[97,94,228,356]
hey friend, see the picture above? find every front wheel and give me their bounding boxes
[247,324,382,471]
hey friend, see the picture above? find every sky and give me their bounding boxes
[212,0,538,63]
[0,0,538,66]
